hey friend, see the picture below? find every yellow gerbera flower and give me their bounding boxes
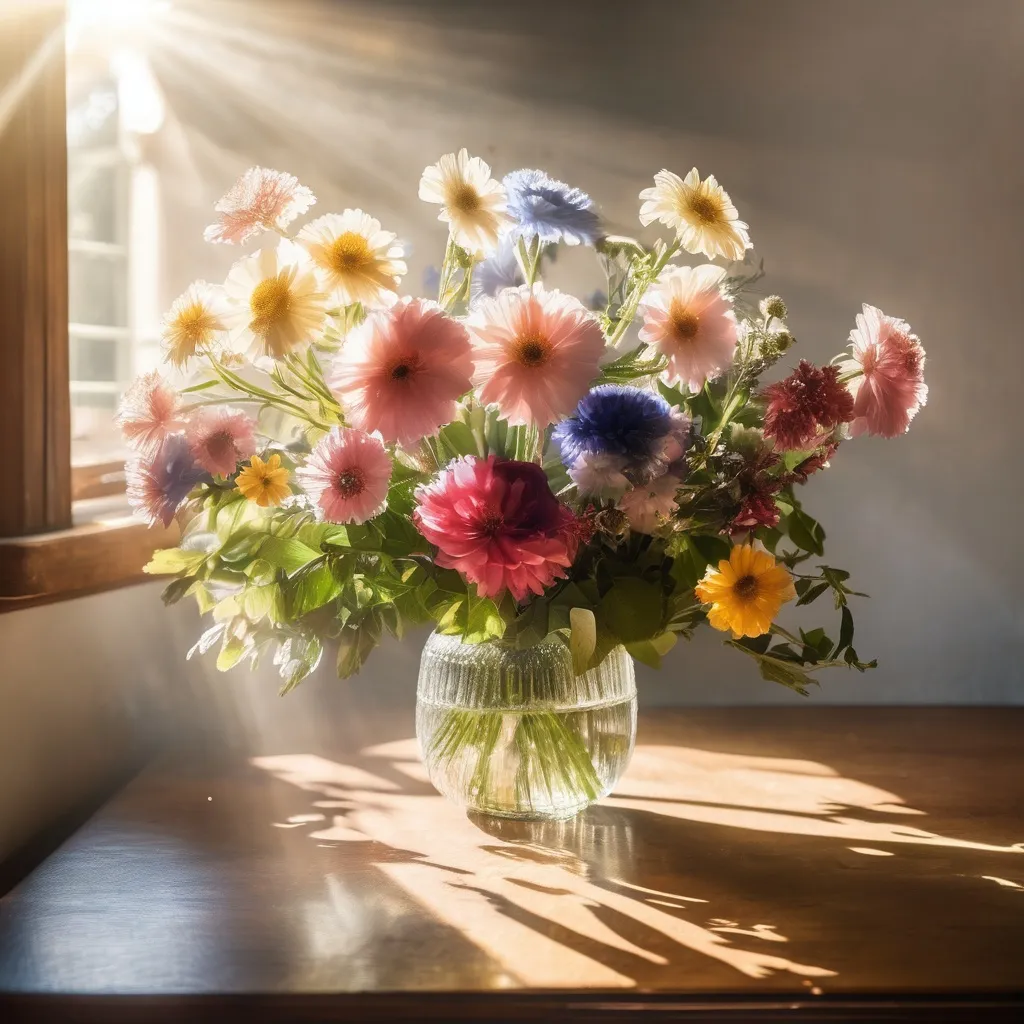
[639,167,752,262]
[236,453,292,507]
[695,543,796,639]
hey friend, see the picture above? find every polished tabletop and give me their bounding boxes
[1,707,1023,1020]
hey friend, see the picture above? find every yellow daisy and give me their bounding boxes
[236,453,292,507]
[639,168,752,262]
[161,281,228,368]
[418,148,511,255]
[223,239,328,362]
[695,543,796,639]
[296,209,407,308]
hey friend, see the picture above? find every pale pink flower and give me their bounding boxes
[842,304,927,438]
[297,427,392,524]
[117,371,184,452]
[329,297,473,446]
[618,474,681,534]
[185,408,257,478]
[414,456,578,602]
[204,167,316,245]
[467,284,605,428]
[638,264,738,392]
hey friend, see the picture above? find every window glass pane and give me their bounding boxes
[69,162,119,244]
[69,251,126,328]
[70,335,119,382]
[67,83,119,150]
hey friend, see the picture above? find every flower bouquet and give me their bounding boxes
[122,152,926,819]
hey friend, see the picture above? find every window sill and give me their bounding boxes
[0,516,178,612]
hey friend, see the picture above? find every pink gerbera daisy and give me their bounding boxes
[297,427,392,524]
[185,407,257,478]
[329,297,473,446]
[638,264,738,392]
[204,167,316,246]
[117,371,184,452]
[467,284,605,428]
[413,455,579,602]
[842,304,927,438]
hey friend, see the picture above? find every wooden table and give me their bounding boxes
[1,707,1023,1020]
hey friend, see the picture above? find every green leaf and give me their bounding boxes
[436,420,481,460]
[242,584,278,622]
[160,576,198,605]
[624,632,677,669]
[796,581,829,606]
[463,592,506,644]
[258,535,322,574]
[289,562,342,618]
[569,607,597,675]
[336,617,381,679]
[787,508,826,557]
[599,578,665,644]
[835,604,855,657]
[145,547,207,576]
[217,636,247,672]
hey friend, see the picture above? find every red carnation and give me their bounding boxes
[762,361,854,451]
[731,490,781,533]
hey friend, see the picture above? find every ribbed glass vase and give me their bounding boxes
[416,631,637,820]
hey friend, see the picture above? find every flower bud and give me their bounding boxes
[760,295,788,321]
[773,330,795,353]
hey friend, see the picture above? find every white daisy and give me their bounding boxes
[639,168,751,262]
[222,239,328,361]
[296,209,407,309]
[161,280,229,368]
[418,148,511,255]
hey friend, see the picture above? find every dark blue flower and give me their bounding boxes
[470,237,524,303]
[552,385,673,469]
[503,168,602,247]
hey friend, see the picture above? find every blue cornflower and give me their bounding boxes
[470,237,524,303]
[503,168,602,247]
[552,385,673,470]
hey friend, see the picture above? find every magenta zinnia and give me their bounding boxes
[413,455,579,602]
[330,298,474,446]
[762,361,854,451]
[297,427,392,525]
[842,304,927,438]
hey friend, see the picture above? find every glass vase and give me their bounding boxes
[415,631,637,820]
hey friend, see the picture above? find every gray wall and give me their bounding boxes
[6,0,1024,859]
[3,0,1022,862]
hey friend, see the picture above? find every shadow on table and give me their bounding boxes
[252,738,1024,990]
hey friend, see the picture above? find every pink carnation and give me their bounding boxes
[617,474,681,534]
[185,407,257,478]
[413,455,578,602]
[204,167,315,245]
[330,298,474,446]
[297,427,392,524]
[467,284,605,427]
[842,304,927,438]
[116,371,184,452]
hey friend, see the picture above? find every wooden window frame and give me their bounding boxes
[0,4,167,609]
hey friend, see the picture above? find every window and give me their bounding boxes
[0,1,174,604]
